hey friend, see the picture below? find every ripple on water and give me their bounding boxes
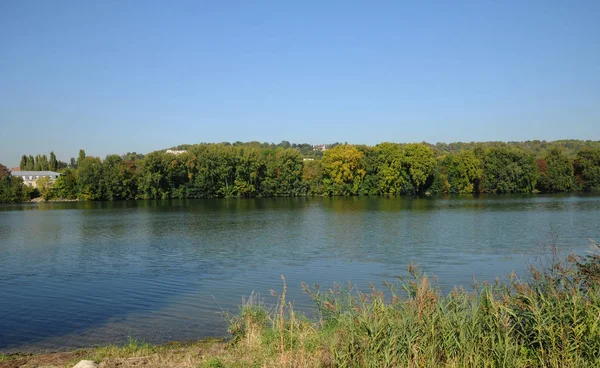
[0,195,599,352]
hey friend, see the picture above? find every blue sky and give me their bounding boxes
[1,1,599,166]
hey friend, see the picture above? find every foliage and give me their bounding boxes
[576,240,600,285]
[322,145,366,195]
[103,154,137,200]
[77,156,104,200]
[482,147,538,193]
[442,150,483,193]
[574,147,600,191]
[0,162,10,180]
[213,259,600,367]
[302,159,323,195]
[49,151,58,171]
[11,141,600,201]
[373,143,406,195]
[403,143,436,193]
[0,171,33,203]
[52,168,78,199]
[36,176,53,200]
[536,148,574,192]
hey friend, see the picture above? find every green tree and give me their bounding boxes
[40,154,49,171]
[536,148,574,192]
[0,163,10,179]
[57,160,69,170]
[26,155,35,170]
[52,168,78,199]
[302,159,323,195]
[136,151,171,199]
[36,176,54,200]
[49,151,58,171]
[354,145,379,195]
[102,154,137,200]
[77,157,104,200]
[78,149,86,164]
[322,145,366,195]
[20,155,27,170]
[482,147,538,193]
[234,147,265,197]
[428,157,450,194]
[34,155,41,171]
[0,164,32,203]
[444,150,483,194]
[373,143,407,195]
[574,148,600,191]
[263,148,304,196]
[403,143,436,193]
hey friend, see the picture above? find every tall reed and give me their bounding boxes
[224,254,600,367]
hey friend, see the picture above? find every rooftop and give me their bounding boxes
[15,171,61,176]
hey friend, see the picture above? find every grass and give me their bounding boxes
[214,242,600,367]
[3,241,600,367]
[0,354,17,362]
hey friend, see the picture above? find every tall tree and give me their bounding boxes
[49,151,58,171]
[34,155,41,171]
[26,155,35,170]
[20,155,27,170]
[40,155,49,171]
[77,157,103,200]
[78,149,86,165]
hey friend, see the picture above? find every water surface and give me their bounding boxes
[1,195,599,352]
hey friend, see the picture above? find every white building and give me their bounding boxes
[17,171,61,188]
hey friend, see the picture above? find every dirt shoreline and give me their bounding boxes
[29,198,79,203]
[0,339,227,368]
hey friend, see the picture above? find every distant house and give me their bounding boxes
[17,171,61,188]
[312,144,328,152]
[166,149,187,155]
[11,167,20,172]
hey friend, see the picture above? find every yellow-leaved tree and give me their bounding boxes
[322,145,366,195]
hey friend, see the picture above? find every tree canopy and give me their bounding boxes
[5,140,600,202]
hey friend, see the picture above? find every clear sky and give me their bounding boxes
[1,0,599,166]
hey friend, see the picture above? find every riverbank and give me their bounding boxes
[3,251,600,368]
[0,339,228,368]
[29,197,79,203]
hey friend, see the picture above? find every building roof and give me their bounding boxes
[16,171,61,176]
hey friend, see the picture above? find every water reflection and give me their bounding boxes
[0,194,599,352]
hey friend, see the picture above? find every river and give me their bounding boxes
[1,194,599,352]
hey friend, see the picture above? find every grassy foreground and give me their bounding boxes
[2,242,600,368]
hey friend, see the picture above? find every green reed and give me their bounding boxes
[224,253,600,367]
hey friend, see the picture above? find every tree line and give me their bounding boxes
[1,140,600,203]
[18,151,68,171]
